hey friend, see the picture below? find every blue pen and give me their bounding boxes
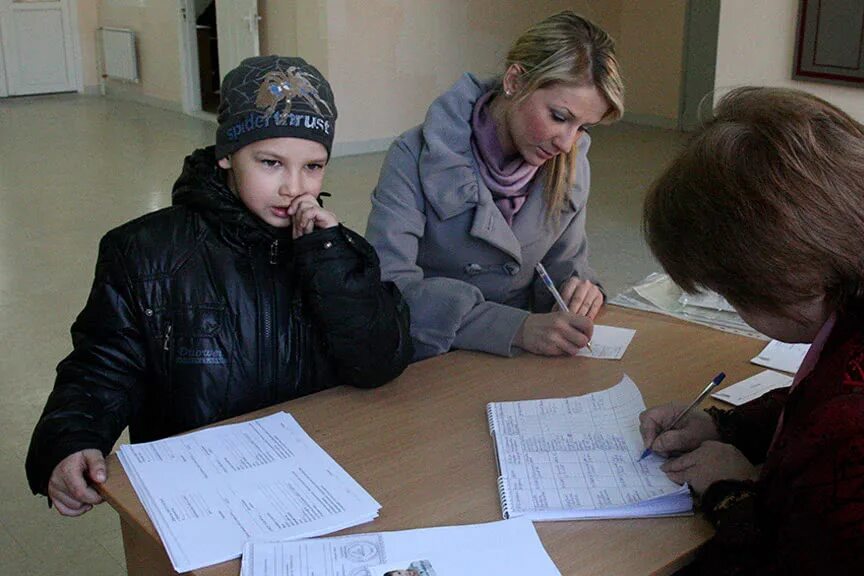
[535,263,593,352]
[639,372,726,461]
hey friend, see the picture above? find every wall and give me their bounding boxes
[99,0,184,110]
[322,0,622,152]
[76,0,100,93]
[715,0,864,122]
[617,0,687,128]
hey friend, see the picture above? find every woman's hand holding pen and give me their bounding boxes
[515,312,594,356]
[639,404,720,456]
[558,277,604,320]
[661,441,757,494]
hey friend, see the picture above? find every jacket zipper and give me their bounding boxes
[257,241,279,403]
[162,322,173,401]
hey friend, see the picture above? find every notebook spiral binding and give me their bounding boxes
[497,476,512,519]
[486,404,496,434]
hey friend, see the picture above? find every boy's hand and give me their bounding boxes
[48,449,107,517]
[288,194,338,239]
[515,312,594,356]
[559,277,603,319]
[639,404,720,456]
[661,440,757,494]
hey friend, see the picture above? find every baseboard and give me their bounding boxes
[81,85,102,96]
[103,82,185,114]
[621,112,680,130]
[331,136,394,158]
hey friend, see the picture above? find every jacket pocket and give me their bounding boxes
[160,304,233,431]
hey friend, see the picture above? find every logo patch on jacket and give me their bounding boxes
[176,345,227,365]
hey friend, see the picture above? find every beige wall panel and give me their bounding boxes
[715,0,864,123]
[618,0,686,122]
[99,1,183,107]
[325,0,621,145]
[259,0,299,57]
[77,0,100,90]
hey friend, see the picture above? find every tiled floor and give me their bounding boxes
[0,94,686,575]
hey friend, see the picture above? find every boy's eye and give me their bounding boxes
[306,163,324,171]
[578,125,592,134]
[260,159,281,168]
[551,110,567,123]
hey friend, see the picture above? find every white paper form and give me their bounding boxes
[576,325,636,360]
[118,412,380,573]
[711,370,793,406]
[751,340,811,373]
[240,518,561,576]
[488,376,691,520]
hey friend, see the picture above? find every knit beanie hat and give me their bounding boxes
[215,55,337,159]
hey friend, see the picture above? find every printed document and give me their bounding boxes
[241,518,560,576]
[487,376,692,520]
[118,412,380,572]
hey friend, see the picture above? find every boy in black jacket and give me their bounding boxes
[26,56,412,516]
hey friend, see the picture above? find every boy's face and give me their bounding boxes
[218,137,327,229]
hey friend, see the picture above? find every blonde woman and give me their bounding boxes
[367,11,624,360]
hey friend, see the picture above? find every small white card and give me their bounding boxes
[751,340,811,374]
[577,325,636,360]
[711,370,794,406]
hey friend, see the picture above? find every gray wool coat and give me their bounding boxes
[366,74,600,361]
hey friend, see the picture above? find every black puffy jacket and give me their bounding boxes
[26,147,412,495]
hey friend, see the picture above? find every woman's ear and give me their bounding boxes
[502,63,525,97]
[218,156,232,170]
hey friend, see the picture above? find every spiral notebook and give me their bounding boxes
[486,375,692,521]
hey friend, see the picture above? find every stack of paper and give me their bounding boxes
[609,273,765,339]
[118,412,380,572]
[487,376,692,521]
[241,518,561,576]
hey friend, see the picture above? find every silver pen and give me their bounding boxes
[639,372,727,460]
[534,263,593,352]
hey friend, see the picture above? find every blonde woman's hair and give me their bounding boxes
[503,11,624,215]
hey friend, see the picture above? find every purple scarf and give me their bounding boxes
[470,91,539,225]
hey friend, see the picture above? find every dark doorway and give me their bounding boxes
[196,1,220,113]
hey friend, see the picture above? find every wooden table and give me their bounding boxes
[100,306,768,576]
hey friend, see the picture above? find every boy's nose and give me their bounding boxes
[278,176,302,197]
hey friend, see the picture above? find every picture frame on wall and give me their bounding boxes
[793,0,864,88]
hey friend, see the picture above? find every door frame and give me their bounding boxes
[0,34,7,97]
[679,0,721,131]
[0,0,82,96]
[178,0,202,114]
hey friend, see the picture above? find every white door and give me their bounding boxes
[216,0,260,79]
[0,0,77,96]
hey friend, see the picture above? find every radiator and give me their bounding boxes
[99,27,139,82]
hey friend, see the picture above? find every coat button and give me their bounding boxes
[144,308,153,317]
[503,262,520,275]
[464,263,483,275]
[323,241,333,249]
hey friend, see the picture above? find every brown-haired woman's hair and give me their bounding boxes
[643,86,864,314]
[503,11,624,216]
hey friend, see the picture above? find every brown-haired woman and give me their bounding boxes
[366,11,624,360]
[641,86,864,574]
